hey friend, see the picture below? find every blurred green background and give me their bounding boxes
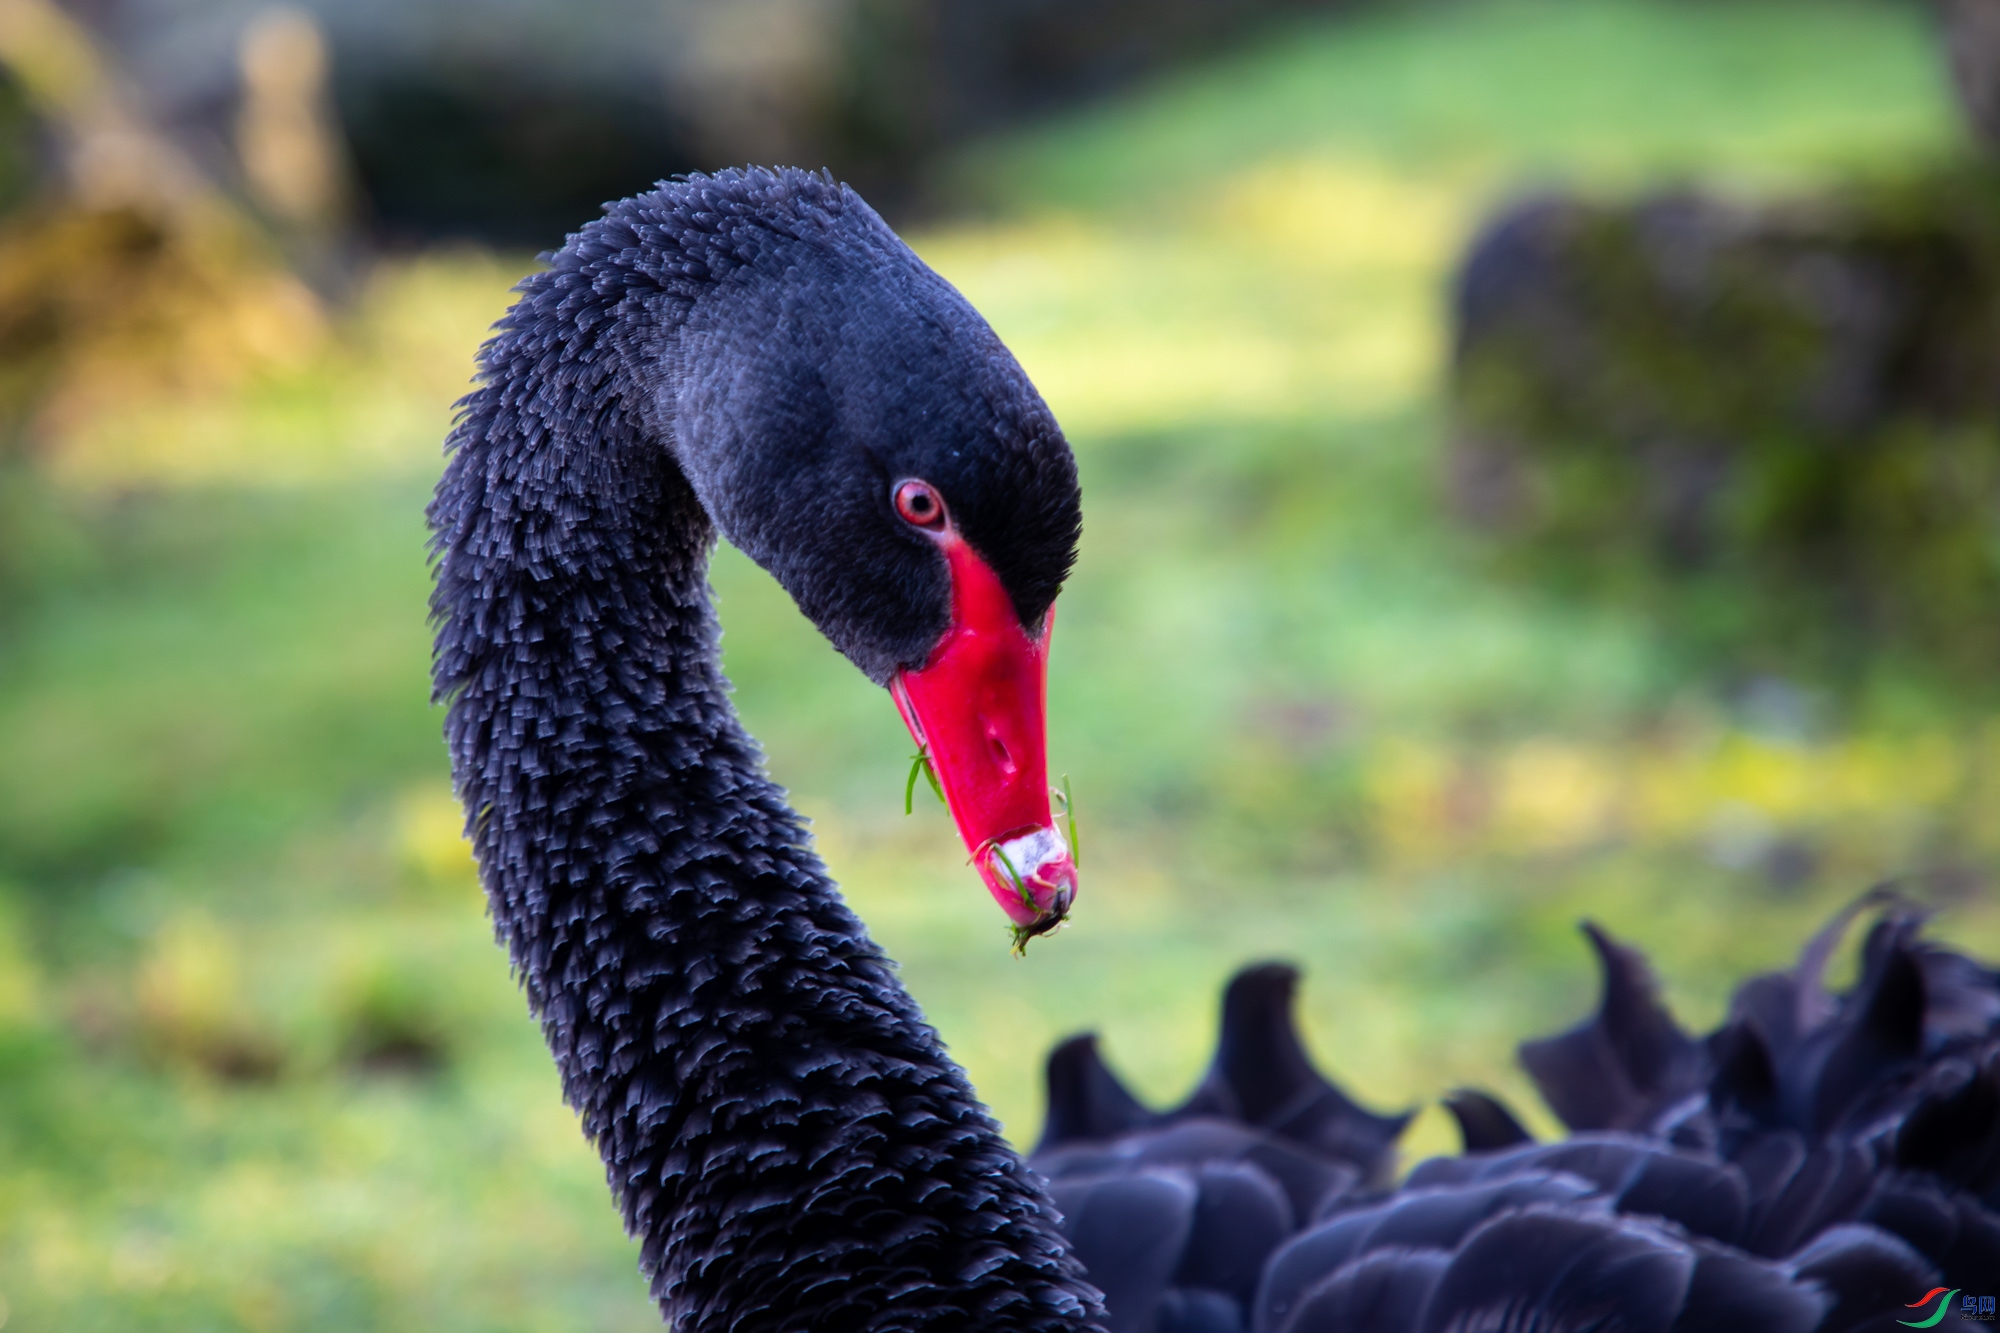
[5,0,2000,1328]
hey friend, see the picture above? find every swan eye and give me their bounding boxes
[893,479,947,530]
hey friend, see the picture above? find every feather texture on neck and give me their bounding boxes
[427,167,1105,1333]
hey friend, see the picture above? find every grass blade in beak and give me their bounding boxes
[903,749,944,816]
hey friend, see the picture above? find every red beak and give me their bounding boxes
[890,536,1077,936]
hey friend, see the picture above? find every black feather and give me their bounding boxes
[1743,1136,1879,1258]
[1124,1120,1355,1224]
[1445,1087,1536,1153]
[1809,925,1928,1133]
[1041,1034,1158,1151]
[1784,1224,1936,1333]
[1265,1249,1448,1333]
[1519,922,1706,1134]
[1418,1206,1695,1333]
[1048,1171,1198,1333]
[1173,1162,1295,1306]
[1861,1174,2000,1289]
[1173,963,1411,1181]
[1672,1243,1826,1333]
[1158,1288,1246,1333]
[1258,1172,1604,1327]
[1613,1145,1750,1244]
[1893,1045,2000,1199]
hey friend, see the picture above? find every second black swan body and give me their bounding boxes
[1038,904,2000,1333]
[430,167,2000,1332]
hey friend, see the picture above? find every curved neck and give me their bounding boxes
[428,245,1104,1331]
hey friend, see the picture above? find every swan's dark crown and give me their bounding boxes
[662,170,1079,681]
[464,165,1079,684]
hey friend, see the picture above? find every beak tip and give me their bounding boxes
[983,840,1078,934]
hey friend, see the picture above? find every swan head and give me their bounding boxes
[653,170,1081,936]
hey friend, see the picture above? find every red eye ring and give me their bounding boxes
[893,479,947,530]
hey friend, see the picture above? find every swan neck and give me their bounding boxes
[427,237,1105,1331]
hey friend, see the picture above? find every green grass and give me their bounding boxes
[952,0,1957,211]
[0,0,1989,1327]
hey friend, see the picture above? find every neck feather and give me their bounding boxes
[427,207,1104,1331]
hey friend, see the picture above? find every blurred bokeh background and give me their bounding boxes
[2,0,1999,1325]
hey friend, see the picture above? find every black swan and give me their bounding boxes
[430,166,2000,1331]
[430,166,1097,1330]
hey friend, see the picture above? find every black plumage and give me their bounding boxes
[1442,1087,1535,1151]
[429,167,1099,1331]
[1173,965,1412,1183]
[1517,921,1707,1134]
[1034,907,2000,1333]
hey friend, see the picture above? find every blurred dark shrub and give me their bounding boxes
[834,0,1337,197]
[335,61,698,248]
[243,0,1340,241]
[0,207,180,435]
[0,205,160,609]
[0,201,323,612]
[336,968,453,1079]
[1448,168,2000,683]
